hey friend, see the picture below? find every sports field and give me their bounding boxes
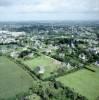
[23,55,62,79]
[0,56,34,99]
[56,67,99,100]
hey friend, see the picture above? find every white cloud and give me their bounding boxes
[13,0,99,14]
[0,0,99,21]
[16,0,64,13]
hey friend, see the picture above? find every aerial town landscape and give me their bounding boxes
[0,0,99,100]
[0,21,99,100]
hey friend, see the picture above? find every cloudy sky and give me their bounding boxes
[0,0,99,21]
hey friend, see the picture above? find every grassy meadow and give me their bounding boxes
[56,66,99,100]
[22,55,62,79]
[0,56,34,99]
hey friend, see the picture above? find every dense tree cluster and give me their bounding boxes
[14,80,87,100]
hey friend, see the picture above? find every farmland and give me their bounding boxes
[56,66,99,100]
[0,56,34,99]
[22,55,62,79]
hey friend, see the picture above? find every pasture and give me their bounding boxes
[56,66,99,100]
[0,56,34,99]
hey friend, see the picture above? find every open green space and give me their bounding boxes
[56,66,99,100]
[26,94,41,100]
[0,56,34,99]
[23,55,62,79]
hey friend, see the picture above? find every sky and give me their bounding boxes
[0,0,99,21]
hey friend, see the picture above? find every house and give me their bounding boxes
[10,51,19,58]
[61,62,67,68]
[79,53,86,61]
[28,53,34,58]
[34,66,45,74]
[46,49,52,54]
[59,53,65,58]
[67,63,72,70]
[61,62,72,70]
[68,48,72,54]
[69,41,75,48]
[95,61,99,66]
[88,47,99,54]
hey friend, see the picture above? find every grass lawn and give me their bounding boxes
[23,55,62,79]
[56,66,99,100]
[0,56,34,99]
[27,94,41,100]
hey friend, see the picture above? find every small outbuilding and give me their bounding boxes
[34,66,45,74]
[95,61,99,66]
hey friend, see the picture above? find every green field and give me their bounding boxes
[56,67,99,100]
[23,55,61,79]
[0,56,34,99]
